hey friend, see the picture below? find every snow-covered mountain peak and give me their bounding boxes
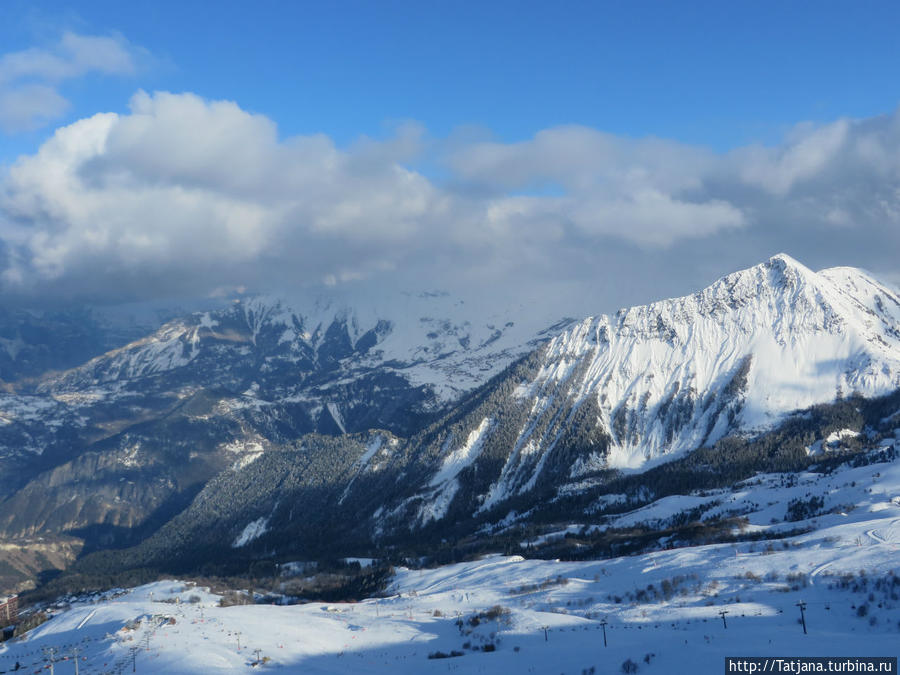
[599,254,897,354]
[767,251,803,266]
[479,255,900,490]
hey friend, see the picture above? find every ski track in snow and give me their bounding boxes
[75,609,96,630]
[865,517,900,548]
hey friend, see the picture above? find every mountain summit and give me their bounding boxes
[481,253,900,474]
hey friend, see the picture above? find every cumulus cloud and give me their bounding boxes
[0,91,450,301]
[0,32,138,132]
[447,127,745,246]
[0,90,898,309]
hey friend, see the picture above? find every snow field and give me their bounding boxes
[3,502,898,674]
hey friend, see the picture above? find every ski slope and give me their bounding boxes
[2,430,898,673]
[1,522,897,672]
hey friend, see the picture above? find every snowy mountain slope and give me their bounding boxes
[39,290,567,405]
[0,288,565,464]
[396,255,900,520]
[83,371,897,583]
[522,254,900,468]
[311,255,892,534]
[2,253,900,592]
[0,307,153,384]
[53,255,900,572]
[0,288,569,583]
[5,439,899,674]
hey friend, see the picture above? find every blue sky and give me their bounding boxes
[4,0,900,152]
[0,1,899,310]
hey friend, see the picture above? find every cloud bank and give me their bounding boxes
[1,90,899,309]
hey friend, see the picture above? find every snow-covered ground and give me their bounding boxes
[2,525,897,672]
[2,442,898,673]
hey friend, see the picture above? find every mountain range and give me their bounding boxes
[0,253,898,591]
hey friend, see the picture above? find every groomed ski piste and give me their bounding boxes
[2,446,898,674]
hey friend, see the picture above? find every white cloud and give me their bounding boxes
[447,126,744,245]
[0,32,137,132]
[0,83,69,131]
[0,91,448,300]
[733,120,851,195]
[0,91,898,308]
